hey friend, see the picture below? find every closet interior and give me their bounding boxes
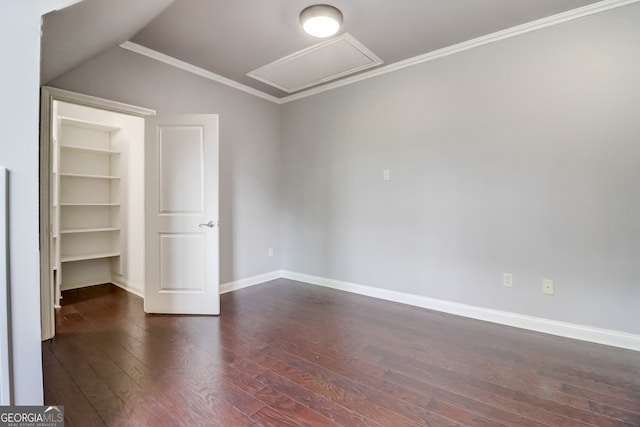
[49,101,145,306]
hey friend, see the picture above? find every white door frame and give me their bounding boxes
[39,87,155,340]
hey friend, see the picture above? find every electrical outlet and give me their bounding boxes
[383,169,391,181]
[503,273,513,287]
[268,248,274,257]
[542,279,554,295]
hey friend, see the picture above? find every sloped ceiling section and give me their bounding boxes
[41,0,174,84]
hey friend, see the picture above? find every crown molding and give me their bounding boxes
[119,41,282,104]
[120,0,640,105]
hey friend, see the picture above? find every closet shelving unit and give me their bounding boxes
[51,116,124,307]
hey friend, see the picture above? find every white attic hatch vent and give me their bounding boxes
[247,33,383,93]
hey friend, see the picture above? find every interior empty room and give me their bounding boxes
[2,0,640,426]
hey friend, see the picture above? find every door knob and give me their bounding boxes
[199,220,215,228]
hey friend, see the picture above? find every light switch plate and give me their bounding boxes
[503,273,513,287]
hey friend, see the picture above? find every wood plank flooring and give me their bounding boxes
[42,280,640,426]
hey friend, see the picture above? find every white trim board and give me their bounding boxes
[277,271,640,352]
[43,87,156,117]
[61,270,273,300]
[111,276,144,298]
[119,42,281,104]
[120,0,640,105]
[59,278,143,299]
[58,267,640,351]
[219,271,281,294]
[60,277,113,292]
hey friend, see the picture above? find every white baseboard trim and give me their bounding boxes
[61,276,144,298]
[280,270,640,352]
[104,268,637,351]
[220,271,282,294]
[60,277,112,292]
[110,276,144,298]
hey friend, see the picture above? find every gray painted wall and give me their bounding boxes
[51,47,282,285]
[3,0,635,408]
[281,4,640,334]
[50,4,640,335]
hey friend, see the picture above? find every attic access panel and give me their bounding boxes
[247,33,383,94]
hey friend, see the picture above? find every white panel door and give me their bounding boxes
[145,115,219,314]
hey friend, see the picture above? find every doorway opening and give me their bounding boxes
[40,88,221,340]
[40,87,155,340]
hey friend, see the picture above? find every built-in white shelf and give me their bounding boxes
[60,227,120,234]
[60,173,120,180]
[53,112,124,303]
[61,251,121,263]
[59,116,120,133]
[60,203,120,206]
[60,145,120,155]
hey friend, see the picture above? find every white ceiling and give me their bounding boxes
[43,0,604,97]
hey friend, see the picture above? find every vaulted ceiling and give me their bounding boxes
[41,0,173,83]
[42,0,603,98]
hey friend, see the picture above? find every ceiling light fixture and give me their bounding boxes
[300,4,343,38]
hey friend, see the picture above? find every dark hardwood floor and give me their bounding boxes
[43,280,640,426]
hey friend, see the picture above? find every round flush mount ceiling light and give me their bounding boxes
[300,4,343,38]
